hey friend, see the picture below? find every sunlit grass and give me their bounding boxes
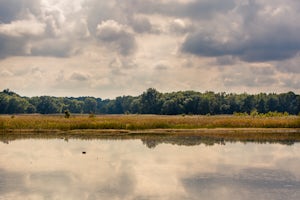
[0,114,299,131]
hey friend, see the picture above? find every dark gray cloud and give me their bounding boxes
[0,0,40,23]
[0,0,299,96]
[0,35,75,59]
[129,16,153,34]
[129,0,235,19]
[0,0,23,23]
[96,20,137,56]
[1,0,300,64]
[0,34,28,58]
[182,0,300,62]
[182,26,300,62]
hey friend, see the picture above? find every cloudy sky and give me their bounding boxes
[0,0,299,98]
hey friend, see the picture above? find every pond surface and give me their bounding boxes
[1,137,300,200]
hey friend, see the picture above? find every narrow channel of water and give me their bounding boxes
[1,137,300,200]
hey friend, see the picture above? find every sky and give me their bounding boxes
[0,0,299,98]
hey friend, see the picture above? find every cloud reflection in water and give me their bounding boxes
[0,139,300,200]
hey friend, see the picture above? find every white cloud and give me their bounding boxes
[0,0,300,97]
[0,18,45,37]
[96,20,126,41]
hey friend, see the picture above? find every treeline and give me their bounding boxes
[0,88,299,115]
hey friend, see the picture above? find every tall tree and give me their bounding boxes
[140,88,162,114]
[37,96,61,114]
[83,97,97,113]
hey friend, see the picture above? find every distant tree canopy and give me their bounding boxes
[0,88,299,115]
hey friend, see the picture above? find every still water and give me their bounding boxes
[1,137,300,200]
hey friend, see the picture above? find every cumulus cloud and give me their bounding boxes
[0,0,73,58]
[0,0,300,96]
[182,26,300,62]
[0,35,27,58]
[182,0,300,62]
[129,16,153,34]
[0,18,45,37]
[41,5,66,37]
[83,0,128,35]
[96,20,136,56]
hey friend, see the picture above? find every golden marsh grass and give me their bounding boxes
[0,114,299,131]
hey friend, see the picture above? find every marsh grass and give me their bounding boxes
[0,114,299,131]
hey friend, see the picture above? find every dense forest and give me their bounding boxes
[0,88,299,115]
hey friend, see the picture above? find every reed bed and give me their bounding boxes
[0,114,299,131]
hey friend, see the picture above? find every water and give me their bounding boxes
[1,137,300,200]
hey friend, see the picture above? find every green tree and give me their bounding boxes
[7,96,30,114]
[0,94,10,113]
[198,97,210,115]
[266,95,279,112]
[70,100,84,113]
[0,88,299,115]
[183,95,201,114]
[26,104,36,113]
[83,97,97,113]
[242,95,255,114]
[140,88,162,114]
[37,96,61,114]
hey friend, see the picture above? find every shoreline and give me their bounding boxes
[1,115,299,142]
[2,127,300,134]
[1,128,300,142]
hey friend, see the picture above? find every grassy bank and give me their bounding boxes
[0,114,299,131]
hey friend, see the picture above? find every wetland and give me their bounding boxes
[1,135,300,200]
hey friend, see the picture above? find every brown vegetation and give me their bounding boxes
[0,114,299,131]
